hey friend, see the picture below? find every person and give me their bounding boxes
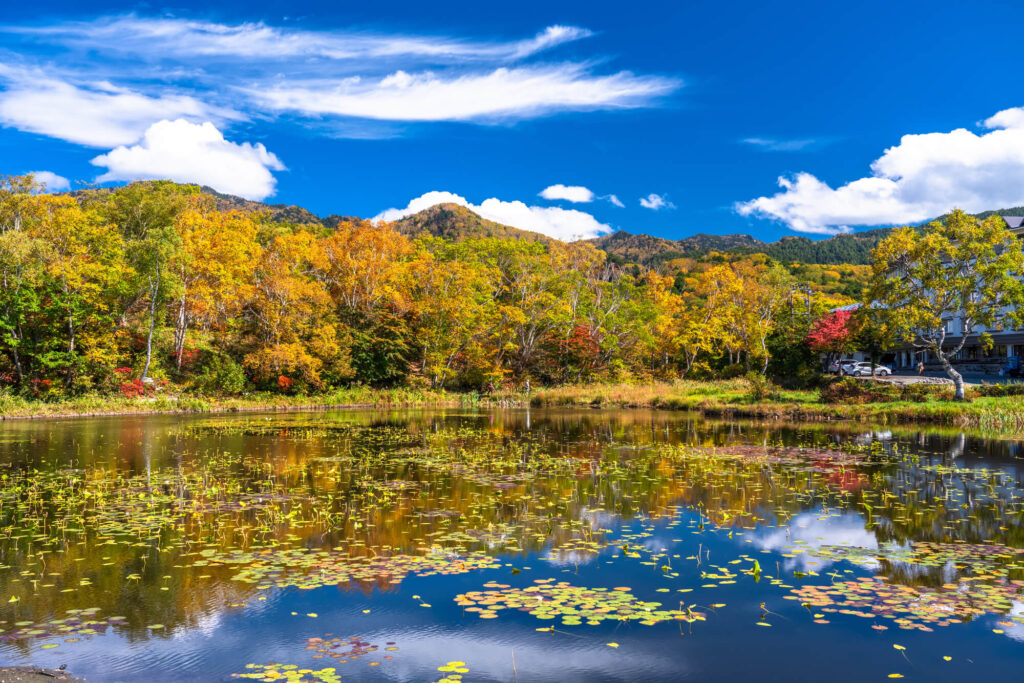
[486,381,495,394]
[917,360,925,376]
[524,379,531,394]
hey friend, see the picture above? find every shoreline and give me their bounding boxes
[0,390,484,422]
[2,380,1023,433]
[530,381,1024,432]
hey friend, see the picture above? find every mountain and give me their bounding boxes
[60,181,1024,267]
[588,231,766,266]
[588,227,894,266]
[389,203,548,242]
[67,183,325,226]
[197,186,324,225]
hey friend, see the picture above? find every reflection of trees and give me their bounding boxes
[0,408,1022,649]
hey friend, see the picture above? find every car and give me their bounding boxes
[827,359,842,374]
[1000,356,1022,378]
[842,361,891,377]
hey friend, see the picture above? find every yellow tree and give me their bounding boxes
[171,200,260,368]
[726,261,793,374]
[409,242,499,388]
[680,265,743,375]
[313,220,415,384]
[869,210,1024,399]
[245,232,351,389]
[32,195,126,387]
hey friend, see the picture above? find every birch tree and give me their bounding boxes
[869,210,1024,399]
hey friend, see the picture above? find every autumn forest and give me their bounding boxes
[0,175,861,400]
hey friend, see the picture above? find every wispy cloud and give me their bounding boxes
[244,65,678,123]
[5,16,591,63]
[741,137,824,152]
[737,106,1024,234]
[0,65,237,147]
[0,15,679,138]
[639,192,675,210]
[539,184,625,208]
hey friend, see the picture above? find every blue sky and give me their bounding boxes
[3,0,1024,241]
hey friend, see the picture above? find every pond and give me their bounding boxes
[0,408,1021,682]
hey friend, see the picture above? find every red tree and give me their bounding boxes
[806,309,855,369]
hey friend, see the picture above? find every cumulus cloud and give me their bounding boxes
[246,65,679,122]
[28,170,70,191]
[91,119,285,200]
[374,190,612,241]
[737,106,1024,234]
[639,193,675,210]
[0,66,231,148]
[606,194,624,208]
[7,16,591,62]
[742,137,821,152]
[539,184,594,203]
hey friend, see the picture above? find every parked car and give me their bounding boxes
[827,359,842,374]
[842,361,892,377]
[1000,356,1022,378]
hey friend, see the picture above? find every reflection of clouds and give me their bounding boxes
[753,512,878,571]
[370,629,687,682]
[544,549,599,566]
[853,431,893,446]
[580,506,618,529]
[1001,601,1024,642]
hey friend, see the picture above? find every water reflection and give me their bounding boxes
[0,408,1020,681]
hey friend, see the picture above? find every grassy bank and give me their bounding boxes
[5,379,1024,432]
[530,379,1024,431]
[0,386,478,420]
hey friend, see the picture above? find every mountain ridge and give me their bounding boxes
[59,181,1024,267]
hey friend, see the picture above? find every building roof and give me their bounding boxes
[1002,215,1024,230]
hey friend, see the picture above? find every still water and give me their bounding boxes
[0,408,1021,682]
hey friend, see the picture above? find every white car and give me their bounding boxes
[841,361,891,377]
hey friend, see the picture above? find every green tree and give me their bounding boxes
[101,182,191,381]
[868,210,1024,399]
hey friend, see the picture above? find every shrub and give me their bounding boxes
[745,372,780,402]
[969,382,1024,398]
[170,348,200,369]
[119,379,151,398]
[720,364,745,379]
[193,352,248,395]
[819,377,951,404]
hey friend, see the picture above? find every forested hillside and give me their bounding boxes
[389,203,547,242]
[589,227,894,266]
[2,175,857,399]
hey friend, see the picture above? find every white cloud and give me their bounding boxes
[245,64,679,122]
[0,17,678,139]
[0,66,230,148]
[28,171,70,191]
[91,119,285,200]
[639,192,675,210]
[742,137,820,152]
[7,16,591,62]
[606,194,625,208]
[374,190,612,241]
[737,105,1024,234]
[539,184,594,203]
